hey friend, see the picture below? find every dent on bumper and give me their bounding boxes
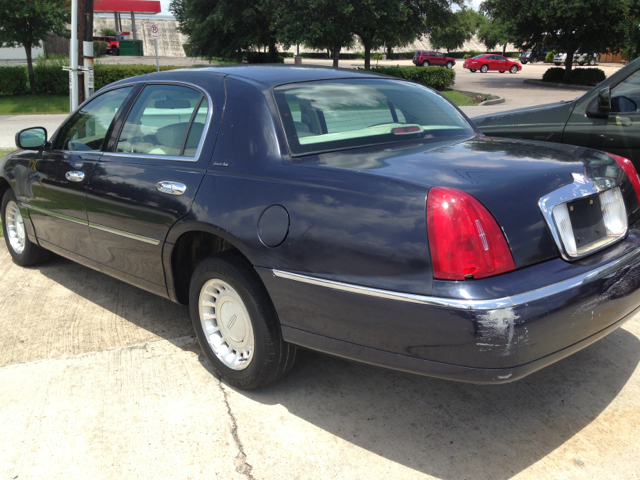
[260,245,640,383]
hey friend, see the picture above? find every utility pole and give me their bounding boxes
[77,0,86,104]
[83,0,95,100]
[66,0,79,112]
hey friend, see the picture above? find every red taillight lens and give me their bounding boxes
[608,152,640,207]
[427,187,516,280]
[391,126,420,134]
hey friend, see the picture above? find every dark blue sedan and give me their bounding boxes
[3,66,640,389]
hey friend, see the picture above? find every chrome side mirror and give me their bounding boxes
[15,127,47,150]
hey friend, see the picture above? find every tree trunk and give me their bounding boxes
[564,51,574,82]
[268,36,277,62]
[363,38,372,69]
[25,44,36,95]
[331,46,341,68]
[502,44,506,55]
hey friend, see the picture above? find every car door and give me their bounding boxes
[435,52,446,66]
[563,69,640,166]
[495,56,508,71]
[28,86,134,263]
[85,80,225,296]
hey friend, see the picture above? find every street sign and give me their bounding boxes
[150,24,159,39]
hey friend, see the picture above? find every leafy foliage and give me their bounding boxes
[0,67,28,95]
[94,41,108,58]
[0,0,70,94]
[429,7,483,52]
[477,15,510,53]
[363,66,455,90]
[542,67,605,85]
[545,50,557,63]
[482,0,633,80]
[100,28,118,37]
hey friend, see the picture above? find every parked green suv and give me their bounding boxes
[474,57,640,168]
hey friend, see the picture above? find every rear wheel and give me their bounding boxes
[112,47,119,56]
[189,251,297,390]
[470,69,477,72]
[589,58,596,65]
[480,64,488,73]
[1,189,50,266]
[424,60,430,67]
[509,65,518,74]
[499,71,505,73]
[446,61,453,69]
[554,62,561,66]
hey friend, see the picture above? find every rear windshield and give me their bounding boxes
[472,54,484,59]
[274,79,474,156]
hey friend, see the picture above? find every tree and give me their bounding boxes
[482,0,634,81]
[100,28,117,37]
[477,15,510,54]
[0,0,70,94]
[171,0,280,61]
[276,0,355,68]
[353,0,458,69]
[429,7,483,53]
[621,3,640,61]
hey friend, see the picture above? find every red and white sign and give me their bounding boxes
[150,24,160,39]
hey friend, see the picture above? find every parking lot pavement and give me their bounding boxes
[2,243,640,479]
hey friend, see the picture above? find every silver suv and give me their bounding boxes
[554,50,599,66]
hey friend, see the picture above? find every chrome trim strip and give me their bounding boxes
[25,205,160,246]
[272,245,640,311]
[88,222,160,245]
[28,205,88,226]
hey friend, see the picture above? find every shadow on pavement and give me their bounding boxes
[234,328,640,479]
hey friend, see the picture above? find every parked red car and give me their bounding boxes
[463,54,521,74]
[93,36,120,56]
[413,51,456,68]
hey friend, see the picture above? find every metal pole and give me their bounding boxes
[154,39,159,72]
[69,0,78,112]
[131,12,137,40]
[114,12,119,35]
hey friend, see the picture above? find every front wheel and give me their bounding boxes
[480,64,488,73]
[423,60,430,67]
[189,251,297,390]
[446,61,453,69]
[510,65,518,74]
[1,189,50,266]
[112,47,119,56]
[589,58,596,65]
[499,71,505,73]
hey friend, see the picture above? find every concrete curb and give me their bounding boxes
[452,90,505,106]
[522,79,592,91]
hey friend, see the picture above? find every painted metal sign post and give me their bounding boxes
[150,24,160,72]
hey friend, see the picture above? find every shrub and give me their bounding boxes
[244,52,285,63]
[34,65,68,94]
[542,67,565,83]
[93,41,108,58]
[93,65,182,90]
[0,66,28,95]
[183,44,193,57]
[545,50,557,63]
[100,28,117,37]
[541,67,606,85]
[363,66,455,91]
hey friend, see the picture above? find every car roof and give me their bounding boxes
[161,65,386,87]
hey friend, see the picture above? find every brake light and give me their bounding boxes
[427,187,516,280]
[392,126,420,134]
[608,152,640,207]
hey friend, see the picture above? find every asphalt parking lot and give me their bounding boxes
[2,59,640,479]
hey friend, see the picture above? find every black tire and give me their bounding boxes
[480,64,488,73]
[499,71,505,73]
[554,62,561,66]
[470,69,477,72]
[189,251,297,390]
[589,58,596,65]
[446,61,453,69]
[510,65,518,74]
[113,47,119,56]
[1,189,50,267]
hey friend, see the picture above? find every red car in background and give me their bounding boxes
[463,54,521,73]
[413,51,456,68]
[93,36,120,56]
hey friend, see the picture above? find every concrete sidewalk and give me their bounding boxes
[1,244,640,479]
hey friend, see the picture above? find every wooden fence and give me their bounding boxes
[44,35,69,57]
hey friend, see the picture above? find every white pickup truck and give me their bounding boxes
[554,50,599,66]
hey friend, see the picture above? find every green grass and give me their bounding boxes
[442,90,483,106]
[0,94,69,115]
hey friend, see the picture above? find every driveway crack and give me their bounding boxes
[218,379,255,480]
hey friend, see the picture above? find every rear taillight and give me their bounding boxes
[427,187,516,280]
[608,152,640,207]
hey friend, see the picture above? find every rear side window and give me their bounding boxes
[274,79,474,156]
[116,84,208,157]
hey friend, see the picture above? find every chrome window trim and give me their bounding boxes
[111,80,214,163]
[272,243,640,311]
[539,172,627,261]
[88,222,160,245]
[25,204,160,246]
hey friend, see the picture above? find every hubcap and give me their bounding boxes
[198,278,254,370]
[5,201,26,254]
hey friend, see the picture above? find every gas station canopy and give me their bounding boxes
[94,0,161,14]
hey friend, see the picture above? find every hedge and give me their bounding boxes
[363,66,455,91]
[542,67,606,86]
[0,66,28,95]
[94,41,108,58]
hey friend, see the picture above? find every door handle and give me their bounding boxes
[156,181,187,196]
[65,171,85,182]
